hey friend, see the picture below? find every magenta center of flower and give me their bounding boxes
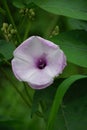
[36,57,47,69]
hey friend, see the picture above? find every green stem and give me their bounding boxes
[44,15,59,39]
[19,17,25,32]
[23,20,31,40]
[23,82,32,105]
[4,59,11,66]
[2,0,21,43]
[0,67,31,108]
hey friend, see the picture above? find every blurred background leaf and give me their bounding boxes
[54,78,87,130]
[0,40,15,60]
[0,119,23,130]
[50,30,87,68]
[64,18,87,31]
[31,79,63,120]
[0,67,46,130]
[32,0,87,20]
[47,75,87,130]
[32,76,87,130]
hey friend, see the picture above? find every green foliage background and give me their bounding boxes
[0,0,87,130]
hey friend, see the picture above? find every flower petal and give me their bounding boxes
[28,81,53,89]
[12,57,37,81]
[12,57,54,89]
[27,70,53,89]
[45,49,67,77]
[37,36,59,56]
[13,36,45,60]
[14,36,59,62]
[13,36,34,62]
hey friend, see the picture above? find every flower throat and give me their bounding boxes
[37,58,47,69]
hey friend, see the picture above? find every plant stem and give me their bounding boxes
[23,20,31,40]
[44,15,59,39]
[4,59,11,66]
[0,67,31,108]
[23,82,32,105]
[2,0,21,43]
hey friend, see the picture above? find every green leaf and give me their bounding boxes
[50,30,87,68]
[31,79,63,119]
[65,18,87,31]
[11,0,32,8]
[0,40,15,60]
[54,78,87,130]
[12,0,25,8]
[62,95,87,130]
[0,53,5,63]
[47,75,87,130]
[33,0,87,20]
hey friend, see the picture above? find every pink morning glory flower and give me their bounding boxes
[11,36,66,89]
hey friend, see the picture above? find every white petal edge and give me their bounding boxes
[27,69,54,89]
[11,57,37,82]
